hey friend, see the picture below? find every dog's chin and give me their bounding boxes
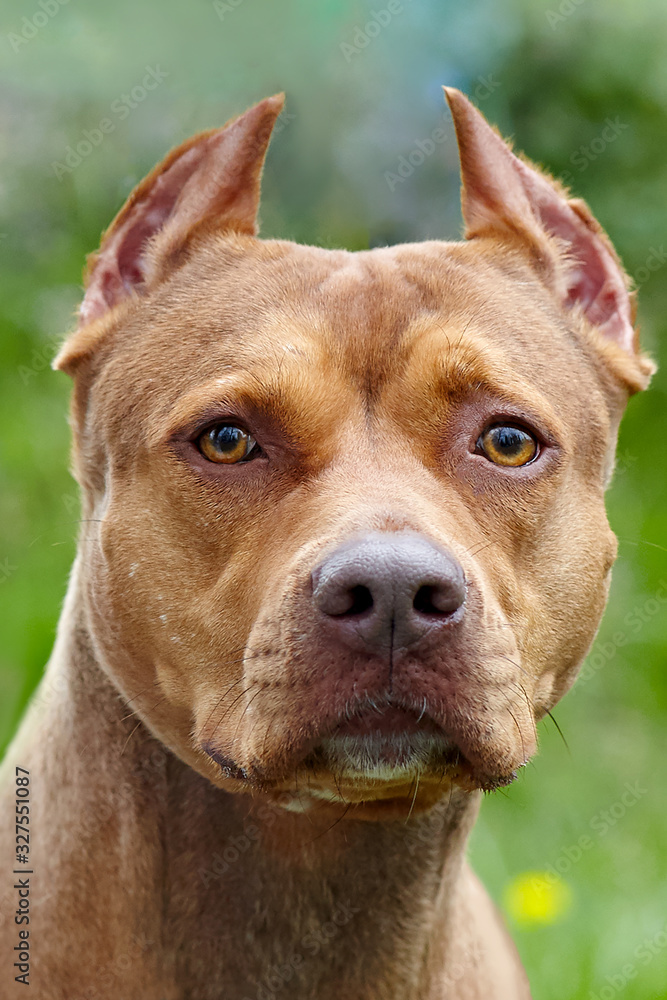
[275,732,457,819]
[268,707,514,819]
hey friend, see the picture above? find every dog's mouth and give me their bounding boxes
[201,698,521,818]
[306,704,457,779]
[291,702,483,817]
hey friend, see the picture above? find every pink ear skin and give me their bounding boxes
[443,87,653,386]
[62,93,284,339]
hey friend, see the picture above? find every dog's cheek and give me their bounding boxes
[82,469,281,718]
[467,470,618,705]
[539,554,617,712]
[78,502,205,710]
[519,512,618,712]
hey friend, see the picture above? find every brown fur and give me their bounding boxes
[0,90,653,999]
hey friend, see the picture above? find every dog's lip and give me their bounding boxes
[331,704,443,739]
[305,703,460,778]
[201,701,524,795]
[302,701,524,793]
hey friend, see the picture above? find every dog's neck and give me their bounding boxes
[32,565,486,999]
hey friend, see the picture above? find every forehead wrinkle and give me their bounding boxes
[155,345,355,446]
[383,315,564,428]
[193,242,470,414]
[301,257,428,411]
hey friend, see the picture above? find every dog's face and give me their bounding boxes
[56,92,652,818]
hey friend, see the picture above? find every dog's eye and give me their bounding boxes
[198,424,258,464]
[477,425,538,467]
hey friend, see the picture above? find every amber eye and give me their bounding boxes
[198,424,258,464]
[477,424,538,467]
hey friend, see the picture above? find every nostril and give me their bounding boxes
[413,585,442,615]
[341,585,374,617]
[313,572,375,617]
[413,584,463,616]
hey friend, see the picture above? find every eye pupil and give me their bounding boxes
[198,424,257,464]
[493,427,525,456]
[212,426,244,452]
[478,424,538,467]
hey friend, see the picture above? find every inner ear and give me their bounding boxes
[112,143,212,292]
[54,95,284,377]
[68,94,284,338]
[443,87,644,363]
[525,182,636,352]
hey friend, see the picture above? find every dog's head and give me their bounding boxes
[55,91,653,818]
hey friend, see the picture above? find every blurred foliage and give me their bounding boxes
[0,0,665,996]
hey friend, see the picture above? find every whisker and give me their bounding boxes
[505,703,526,762]
[331,769,346,803]
[120,695,167,754]
[120,677,163,721]
[504,679,538,748]
[405,775,421,823]
[544,709,569,753]
[617,538,667,554]
[464,538,498,560]
[293,767,314,823]
[306,801,353,843]
[209,683,258,740]
[497,651,531,680]
[120,720,144,756]
[200,676,245,734]
[231,686,265,742]
[199,644,271,733]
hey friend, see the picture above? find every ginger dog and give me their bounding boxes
[0,89,653,999]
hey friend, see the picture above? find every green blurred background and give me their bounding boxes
[1,0,665,996]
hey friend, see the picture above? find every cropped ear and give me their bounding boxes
[444,87,648,371]
[55,93,284,368]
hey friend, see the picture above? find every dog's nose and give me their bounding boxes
[311,532,466,651]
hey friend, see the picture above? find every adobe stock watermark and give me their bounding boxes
[384,74,500,191]
[198,813,269,887]
[545,0,586,30]
[384,119,448,192]
[0,558,18,584]
[271,109,296,137]
[527,780,647,891]
[340,0,413,63]
[18,333,62,385]
[633,245,667,288]
[241,898,361,1000]
[404,799,452,857]
[589,922,667,1000]
[198,798,295,887]
[559,117,628,175]
[7,0,70,54]
[613,449,638,478]
[66,931,155,1000]
[212,0,244,20]
[577,580,667,688]
[51,65,168,181]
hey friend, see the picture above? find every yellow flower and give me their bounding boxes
[503,871,573,926]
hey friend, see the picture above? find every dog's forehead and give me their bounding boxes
[140,235,602,411]
[154,235,584,384]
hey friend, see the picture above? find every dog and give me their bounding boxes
[0,88,653,999]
